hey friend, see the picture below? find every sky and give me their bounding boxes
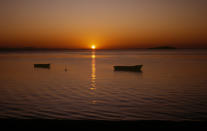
[0,0,207,49]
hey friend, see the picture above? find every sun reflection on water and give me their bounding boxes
[90,51,97,104]
[91,51,96,90]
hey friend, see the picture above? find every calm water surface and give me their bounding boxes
[0,50,207,120]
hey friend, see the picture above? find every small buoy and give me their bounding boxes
[64,65,67,72]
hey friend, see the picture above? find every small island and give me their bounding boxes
[148,46,177,50]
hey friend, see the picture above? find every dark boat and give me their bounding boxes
[114,65,143,72]
[34,64,50,69]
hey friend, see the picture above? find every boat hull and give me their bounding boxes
[34,64,50,69]
[114,65,143,72]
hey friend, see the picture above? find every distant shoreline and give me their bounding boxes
[0,47,206,52]
[148,46,177,50]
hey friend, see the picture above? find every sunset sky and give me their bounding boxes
[0,0,207,49]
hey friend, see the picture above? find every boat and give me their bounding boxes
[34,64,50,69]
[113,65,143,72]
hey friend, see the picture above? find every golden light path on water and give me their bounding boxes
[90,50,96,104]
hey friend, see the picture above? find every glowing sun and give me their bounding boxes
[91,45,96,49]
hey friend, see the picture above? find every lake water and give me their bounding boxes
[0,50,207,120]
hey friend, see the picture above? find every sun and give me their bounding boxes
[91,45,96,50]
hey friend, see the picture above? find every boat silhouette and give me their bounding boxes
[114,65,143,72]
[34,64,50,69]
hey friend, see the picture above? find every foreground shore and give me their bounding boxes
[1,120,207,129]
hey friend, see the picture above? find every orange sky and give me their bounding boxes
[0,0,207,49]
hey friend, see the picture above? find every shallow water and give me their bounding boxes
[0,50,207,120]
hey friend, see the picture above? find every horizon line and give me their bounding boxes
[1,47,207,51]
